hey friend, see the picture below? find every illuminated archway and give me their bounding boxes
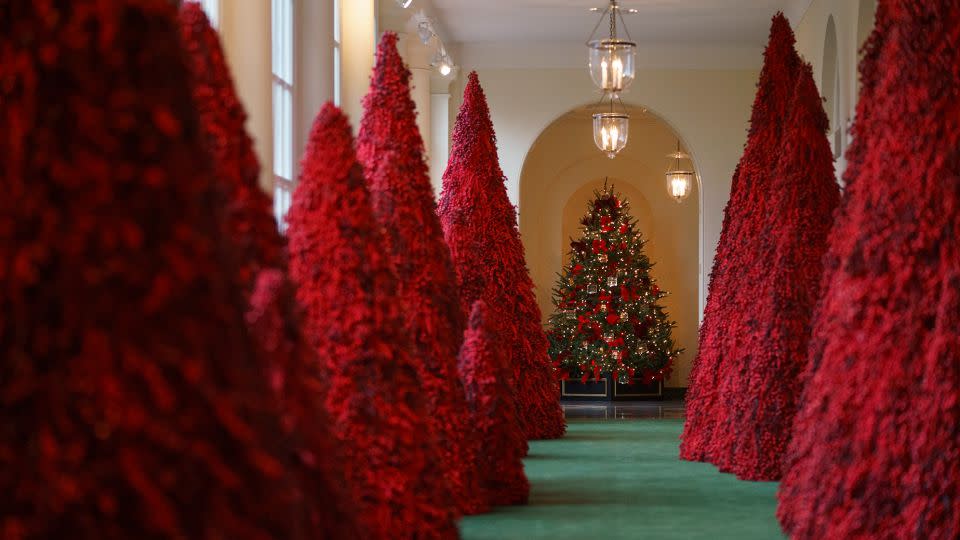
[518,104,700,387]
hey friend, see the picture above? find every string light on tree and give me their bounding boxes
[547,182,681,384]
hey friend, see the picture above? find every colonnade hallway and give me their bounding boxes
[461,404,782,540]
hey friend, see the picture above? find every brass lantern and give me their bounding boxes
[665,140,694,203]
[587,1,638,97]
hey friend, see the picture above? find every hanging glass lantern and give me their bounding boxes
[665,140,694,203]
[593,112,629,159]
[586,1,638,97]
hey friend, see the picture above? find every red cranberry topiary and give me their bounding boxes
[709,61,840,481]
[438,71,565,441]
[458,301,530,507]
[356,32,481,515]
[0,1,302,538]
[246,270,359,539]
[286,103,458,539]
[680,12,801,465]
[778,2,960,538]
[178,2,285,299]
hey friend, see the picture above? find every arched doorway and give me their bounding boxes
[519,104,700,388]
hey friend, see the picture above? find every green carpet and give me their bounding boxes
[460,419,784,540]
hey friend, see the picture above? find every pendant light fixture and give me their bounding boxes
[587,1,638,97]
[665,140,694,203]
[593,95,629,159]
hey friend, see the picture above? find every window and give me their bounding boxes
[333,0,342,105]
[272,0,294,231]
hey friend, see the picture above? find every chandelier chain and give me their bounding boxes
[609,0,617,39]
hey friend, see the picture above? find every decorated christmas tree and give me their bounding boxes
[286,103,458,539]
[439,72,565,440]
[778,1,960,538]
[357,32,480,515]
[547,185,680,384]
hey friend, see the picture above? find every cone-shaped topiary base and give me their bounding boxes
[458,301,530,507]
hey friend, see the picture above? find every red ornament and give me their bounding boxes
[572,264,584,274]
[778,3,960,538]
[457,301,530,508]
[680,13,803,467]
[619,224,629,234]
[438,72,565,440]
[287,104,457,538]
[606,313,620,324]
[356,32,480,516]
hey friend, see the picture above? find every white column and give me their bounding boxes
[429,93,450,196]
[296,0,334,175]
[396,33,435,186]
[340,0,376,129]
[219,0,273,195]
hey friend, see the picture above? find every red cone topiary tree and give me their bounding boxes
[246,270,359,539]
[178,2,285,299]
[680,12,802,464]
[181,6,355,530]
[458,301,530,508]
[0,1,303,537]
[356,32,481,515]
[438,71,565,441]
[778,1,960,538]
[287,103,459,539]
[708,61,840,481]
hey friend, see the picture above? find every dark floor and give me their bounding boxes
[562,400,686,420]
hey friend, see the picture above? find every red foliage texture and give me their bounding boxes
[0,1,303,538]
[182,6,355,534]
[178,2,285,299]
[457,301,530,507]
[680,12,801,464]
[245,270,358,539]
[356,32,481,515]
[707,61,840,481]
[777,1,960,538]
[286,103,458,539]
[438,72,565,440]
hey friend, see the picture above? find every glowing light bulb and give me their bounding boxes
[439,61,452,76]
[611,57,623,89]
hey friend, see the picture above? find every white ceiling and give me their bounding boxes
[427,0,811,46]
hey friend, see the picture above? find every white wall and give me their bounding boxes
[792,0,877,180]
[449,67,759,319]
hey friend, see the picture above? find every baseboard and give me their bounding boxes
[662,387,687,401]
